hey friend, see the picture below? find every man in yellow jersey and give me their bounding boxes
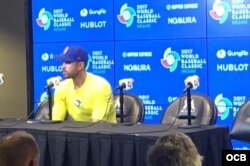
[52,45,116,123]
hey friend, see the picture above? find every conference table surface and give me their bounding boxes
[0,119,232,166]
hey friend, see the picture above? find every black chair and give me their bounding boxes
[34,99,52,120]
[113,93,144,124]
[161,93,217,126]
[34,99,72,121]
[230,99,250,143]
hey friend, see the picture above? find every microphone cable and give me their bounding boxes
[158,93,185,131]
[0,107,37,127]
[0,86,48,127]
[95,93,185,135]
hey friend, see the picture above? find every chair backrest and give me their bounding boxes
[230,99,250,143]
[34,100,51,120]
[114,93,144,123]
[161,93,217,125]
[34,99,72,121]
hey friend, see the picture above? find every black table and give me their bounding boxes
[0,119,232,166]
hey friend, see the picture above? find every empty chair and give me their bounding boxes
[230,99,250,142]
[113,93,144,124]
[161,93,217,126]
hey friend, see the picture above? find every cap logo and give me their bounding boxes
[63,46,69,54]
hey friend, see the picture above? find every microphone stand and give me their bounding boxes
[111,87,133,126]
[41,86,62,124]
[179,88,200,129]
[187,88,192,125]
[119,87,124,123]
[48,86,52,120]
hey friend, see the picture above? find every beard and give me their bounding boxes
[63,70,80,79]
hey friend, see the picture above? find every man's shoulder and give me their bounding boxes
[87,73,112,92]
[56,79,72,90]
[88,73,110,84]
[61,79,72,85]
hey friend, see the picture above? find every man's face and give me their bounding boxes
[62,61,83,78]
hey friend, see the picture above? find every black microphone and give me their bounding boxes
[115,83,126,90]
[183,75,200,93]
[115,78,134,91]
[183,82,193,93]
[44,82,54,90]
[44,76,62,90]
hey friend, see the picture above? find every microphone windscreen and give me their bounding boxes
[46,76,62,89]
[118,78,134,90]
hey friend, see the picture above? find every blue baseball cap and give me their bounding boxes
[55,46,88,64]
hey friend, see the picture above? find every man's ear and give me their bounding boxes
[77,62,85,70]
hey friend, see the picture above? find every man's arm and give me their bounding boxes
[92,82,116,123]
[52,88,67,121]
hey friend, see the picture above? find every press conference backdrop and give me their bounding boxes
[29,0,250,149]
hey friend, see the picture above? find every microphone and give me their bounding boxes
[183,75,199,93]
[44,82,54,90]
[0,73,4,85]
[44,76,62,90]
[115,78,134,90]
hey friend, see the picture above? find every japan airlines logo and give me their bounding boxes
[36,8,53,30]
[209,0,231,24]
[215,94,232,120]
[160,47,180,72]
[117,3,136,28]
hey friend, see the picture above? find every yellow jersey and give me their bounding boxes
[52,73,116,123]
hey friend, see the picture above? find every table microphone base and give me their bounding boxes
[178,124,201,129]
[27,119,62,124]
[40,119,62,124]
[112,122,134,126]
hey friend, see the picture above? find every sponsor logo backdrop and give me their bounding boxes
[31,0,250,149]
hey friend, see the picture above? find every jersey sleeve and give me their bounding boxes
[91,82,116,123]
